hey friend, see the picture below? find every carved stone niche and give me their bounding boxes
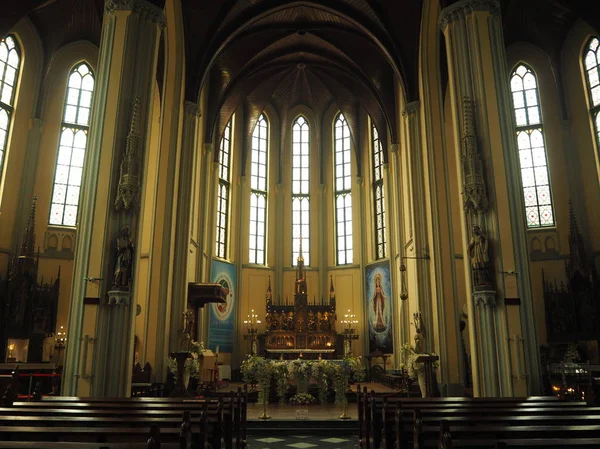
[44,230,76,259]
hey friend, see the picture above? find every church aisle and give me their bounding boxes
[248,433,358,449]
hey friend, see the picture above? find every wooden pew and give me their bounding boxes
[0,391,249,449]
[356,386,600,449]
[432,420,600,449]
[410,412,600,449]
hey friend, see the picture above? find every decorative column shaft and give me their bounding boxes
[169,102,201,351]
[402,101,434,354]
[390,143,410,348]
[441,0,539,395]
[63,0,163,397]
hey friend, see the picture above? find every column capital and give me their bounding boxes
[473,290,497,308]
[107,290,132,306]
[439,0,500,32]
[402,101,420,117]
[390,143,400,153]
[105,0,165,27]
[184,101,201,117]
[204,143,213,153]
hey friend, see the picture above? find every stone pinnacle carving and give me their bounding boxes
[461,97,489,214]
[115,97,142,213]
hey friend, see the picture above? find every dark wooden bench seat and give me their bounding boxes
[430,421,600,449]
[0,443,182,449]
[1,390,248,449]
[356,387,600,449]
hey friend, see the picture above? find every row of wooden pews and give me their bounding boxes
[357,386,600,449]
[0,388,248,449]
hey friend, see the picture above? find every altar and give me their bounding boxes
[262,246,339,359]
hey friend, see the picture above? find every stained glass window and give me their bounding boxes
[584,37,600,160]
[334,113,352,265]
[372,122,387,258]
[510,64,554,227]
[249,114,268,264]
[49,63,94,226]
[0,35,21,184]
[215,119,232,258]
[292,116,310,265]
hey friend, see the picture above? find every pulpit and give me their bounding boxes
[186,282,227,339]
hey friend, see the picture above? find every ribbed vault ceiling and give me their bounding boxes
[2,0,599,164]
[192,0,415,166]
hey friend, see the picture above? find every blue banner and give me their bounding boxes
[365,260,394,354]
[209,259,236,353]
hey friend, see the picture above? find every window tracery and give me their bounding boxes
[49,62,94,226]
[292,116,310,265]
[0,35,21,185]
[509,64,554,228]
[249,114,268,264]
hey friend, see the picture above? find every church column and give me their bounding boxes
[440,0,540,395]
[274,183,284,302]
[63,0,163,397]
[197,143,213,280]
[12,119,42,252]
[402,101,434,353]
[168,101,201,351]
[193,142,212,342]
[390,143,410,348]
[319,183,327,299]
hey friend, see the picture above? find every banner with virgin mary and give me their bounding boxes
[365,260,393,353]
[208,259,236,352]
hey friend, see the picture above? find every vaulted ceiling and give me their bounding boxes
[2,0,599,160]
[183,0,420,161]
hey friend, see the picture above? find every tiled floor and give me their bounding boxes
[248,433,358,449]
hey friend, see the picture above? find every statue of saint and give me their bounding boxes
[308,311,316,331]
[113,225,134,289]
[467,225,493,288]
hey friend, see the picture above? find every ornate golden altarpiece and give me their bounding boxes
[263,249,338,359]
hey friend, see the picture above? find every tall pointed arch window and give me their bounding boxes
[49,62,95,226]
[0,35,21,183]
[215,119,232,259]
[509,64,554,227]
[334,113,352,265]
[583,37,600,156]
[292,116,310,265]
[372,122,387,258]
[249,114,268,264]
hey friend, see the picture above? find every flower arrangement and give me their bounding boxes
[289,359,312,394]
[289,393,316,406]
[241,356,365,405]
[330,356,365,406]
[400,341,439,379]
[241,356,272,404]
[167,311,205,385]
[166,340,204,383]
[311,359,331,404]
[271,361,291,404]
